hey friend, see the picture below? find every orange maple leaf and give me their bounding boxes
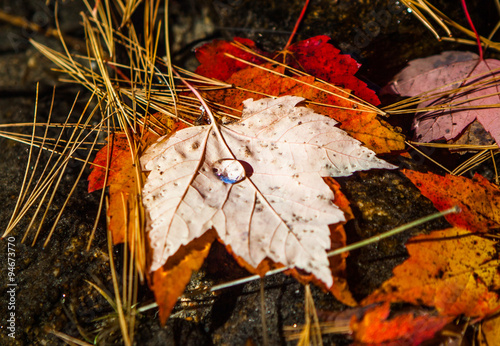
[149,230,216,325]
[88,133,142,244]
[351,302,453,345]
[479,314,500,345]
[203,63,405,154]
[87,112,186,244]
[362,227,500,318]
[88,133,132,194]
[403,169,500,232]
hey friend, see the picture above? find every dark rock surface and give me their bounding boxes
[0,0,493,345]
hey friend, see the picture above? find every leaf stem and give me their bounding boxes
[284,0,310,50]
[327,205,460,256]
[461,0,483,60]
[137,207,461,314]
[172,68,241,164]
[172,69,222,137]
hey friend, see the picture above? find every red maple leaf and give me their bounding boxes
[195,35,380,105]
[195,37,269,82]
[284,35,380,105]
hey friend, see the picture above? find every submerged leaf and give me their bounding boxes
[141,96,396,287]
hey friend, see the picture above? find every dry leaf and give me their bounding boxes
[362,227,500,318]
[351,302,453,346]
[403,169,500,232]
[141,96,396,287]
[221,177,357,306]
[204,63,405,154]
[150,230,215,325]
[387,51,500,144]
[88,134,141,244]
[479,314,500,345]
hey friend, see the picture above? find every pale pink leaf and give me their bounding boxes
[141,96,396,287]
[387,51,500,143]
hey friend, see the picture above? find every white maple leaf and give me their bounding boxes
[141,96,396,287]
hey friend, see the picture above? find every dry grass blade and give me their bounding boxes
[50,330,94,346]
[30,39,106,97]
[403,0,500,51]
[229,40,383,115]
[106,222,132,346]
[4,83,40,239]
[406,141,453,174]
[284,319,351,342]
[384,65,500,115]
[402,0,451,39]
[284,285,323,345]
[406,141,500,181]
[452,149,499,176]
[0,123,112,154]
[82,0,115,57]
[2,90,106,244]
[116,0,144,28]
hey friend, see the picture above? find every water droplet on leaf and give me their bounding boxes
[212,159,246,184]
